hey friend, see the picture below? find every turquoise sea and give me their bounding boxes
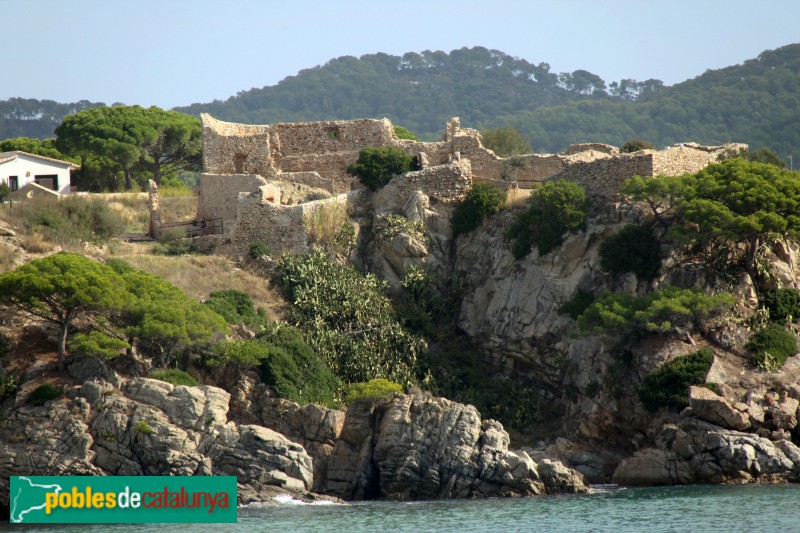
[5,484,800,532]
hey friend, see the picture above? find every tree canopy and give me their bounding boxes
[0,253,130,369]
[480,125,532,157]
[54,105,201,190]
[346,146,418,191]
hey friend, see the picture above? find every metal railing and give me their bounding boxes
[161,217,224,238]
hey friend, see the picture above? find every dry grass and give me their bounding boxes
[117,251,285,321]
[304,199,349,246]
[0,243,18,274]
[504,186,532,210]
[159,195,198,224]
[20,232,54,253]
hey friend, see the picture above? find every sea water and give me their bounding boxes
[5,484,800,532]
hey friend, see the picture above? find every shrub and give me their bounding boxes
[344,378,403,404]
[578,286,736,337]
[204,289,263,328]
[393,126,420,141]
[134,419,153,434]
[599,224,661,279]
[560,288,596,320]
[3,195,126,245]
[762,288,800,323]
[376,214,426,242]
[249,242,271,259]
[621,140,655,153]
[304,201,350,249]
[278,251,424,386]
[638,348,715,411]
[746,325,798,370]
[0,374,18,401]
[259,325,340,406]
[27,383,63,406]
[480,125,532,157]
[505,180,588,259]
[149,368,199,387]
[451,182,507,237]
[346,146,419,191]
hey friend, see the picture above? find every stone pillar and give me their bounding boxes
[147,179,162,238]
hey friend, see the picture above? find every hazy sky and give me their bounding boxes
[4,0,799,109]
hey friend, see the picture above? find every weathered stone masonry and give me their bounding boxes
[181,114,745,256]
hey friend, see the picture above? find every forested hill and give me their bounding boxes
[3,44,799,156]
[0,98,104,140]
[175,47,637,141]
[174,44,800,155]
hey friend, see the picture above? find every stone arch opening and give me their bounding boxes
[234,153,247,173]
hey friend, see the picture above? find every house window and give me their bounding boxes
[35,174,58,191]
[234,153,247,174]
[8,176,18,191]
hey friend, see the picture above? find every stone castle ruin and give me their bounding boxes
[149,114,745,258]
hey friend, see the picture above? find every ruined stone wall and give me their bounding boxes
[197,173,267,232]
[277,154,358,192]
[273,171,335,195]
[225,191,310,257]
[653,145,716,176]
[201,114,273,176]
[270,119,393,157]
[565,143,619,156]
[390,161,472,205]
[548,153,655,197]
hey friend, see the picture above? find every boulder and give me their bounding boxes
[688,386,751,431]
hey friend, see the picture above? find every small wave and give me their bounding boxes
[273,494,341,506]
[588,484,624,494]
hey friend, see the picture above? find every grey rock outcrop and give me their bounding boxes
[323,393,586,499]
[0,376,315,512]
[612,419,800,485]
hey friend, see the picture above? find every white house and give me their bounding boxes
[0,151,77,195]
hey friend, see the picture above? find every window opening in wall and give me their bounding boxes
[234,153,247,174]
[9,176,18,191]
[35,174,58,191]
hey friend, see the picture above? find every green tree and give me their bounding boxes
[0,137,75,161]
[346,146,418,191]
[0,253,130,369]
[480,125,532,157]
[114,268,229,368]
[599,224,661,279]
[621,140,655,153]
[505,180,587,258]
[638,348,716,411]
[451,182,507,236]
[0,181,10,203]
[55,105,201,190]
[393,126,420,141]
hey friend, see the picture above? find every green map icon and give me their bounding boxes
[10,476,63,523]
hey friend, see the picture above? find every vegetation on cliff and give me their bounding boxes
[506,180,587,258]
[638,348,716,411]
[451,182,507,237]
[346,146,419,191]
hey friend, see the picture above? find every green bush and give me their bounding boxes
[344,378,403,404]
[762,288,800,323]
[638,348,715,411]
[9,196,126,245]
[27,383,63,406]
[204,289,263,328]
[134,419,153,434]
[578,286,736,337]
[505,180,587,259]
[249,242,271,259]
[375,214,426,242]
[209,325,340,406]
[599,224,661,279]
[452,182,507,237]
[0,374,18,401]
[258,325,340,407]
[149,368,199,387]
[69,331,130,359]
[560,288,596,320]
[393,126,420,141]
[346,146,419,191]
[746,325,798,369]
[621,140,655,153]
[278,251,424,387]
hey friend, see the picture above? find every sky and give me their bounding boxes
[3,0,799,110]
